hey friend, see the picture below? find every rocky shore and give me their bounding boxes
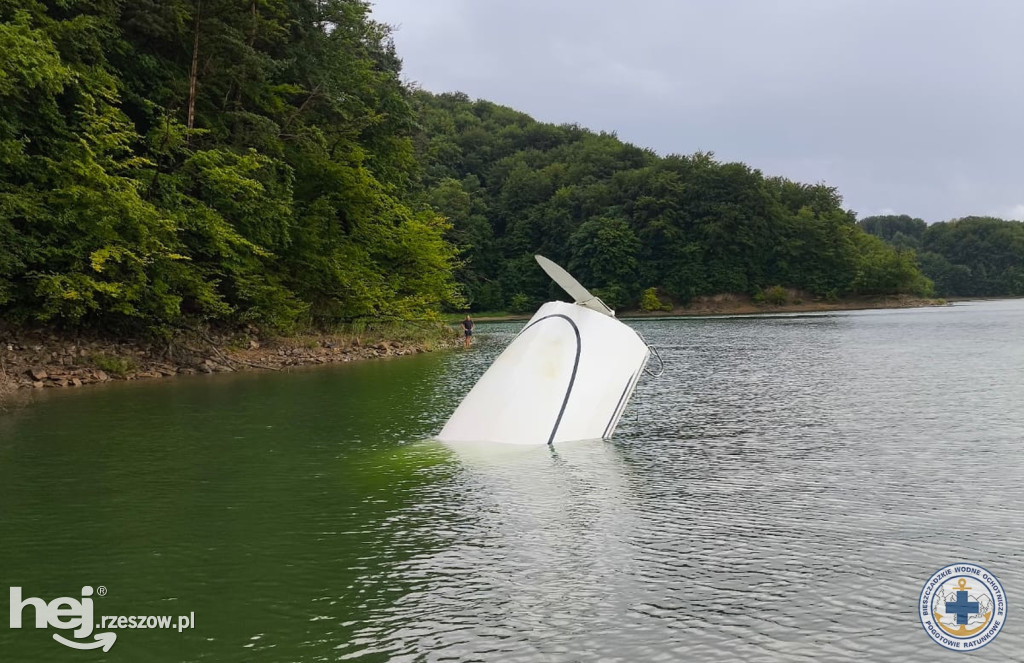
[0,325,458,399]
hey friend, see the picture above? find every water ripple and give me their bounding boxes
[2,301,1023,661]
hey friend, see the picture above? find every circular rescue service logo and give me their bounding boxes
[919,563,1006,651]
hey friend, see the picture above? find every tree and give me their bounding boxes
[0,0,461,332]
[410,91,933,310]
[568,216,641,308]
[865,214,1024,297]
[851,235,932,296]
[858,214,927,244]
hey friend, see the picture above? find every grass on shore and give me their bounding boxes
[0,358,15,410]
[90,353,139,378]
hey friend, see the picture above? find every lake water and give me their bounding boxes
[2,299,1023,662]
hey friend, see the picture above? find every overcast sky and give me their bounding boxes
[369,0,1024,222]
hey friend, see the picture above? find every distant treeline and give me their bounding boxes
[859,215,1024,297]
[411,92,931,311]
[1,2,935,336]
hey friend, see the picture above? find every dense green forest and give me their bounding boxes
[410,92,931,311]
[860,215,1024,297]
[0,0,460,334]
[0,1,934,336]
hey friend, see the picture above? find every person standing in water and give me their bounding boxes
[461,315,474,348]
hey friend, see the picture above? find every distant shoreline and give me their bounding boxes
[467,294,952,322]
[0,294,994,407]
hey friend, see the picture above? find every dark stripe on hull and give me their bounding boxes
[517,314,582,446]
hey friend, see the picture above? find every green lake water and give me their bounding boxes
[2,299,1024,661]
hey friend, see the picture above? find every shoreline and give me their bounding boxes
[468,294,951,322]
[0,325,460,407]
[626,294,949,318]
[0,294,965,406]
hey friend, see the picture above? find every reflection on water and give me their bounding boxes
[338,440,642,662]
[2,300,1024,662]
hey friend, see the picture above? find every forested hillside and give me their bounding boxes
[0,0,460,335]
[411,92,931,311]
[1,1,933,338]
[859,215,1024,297]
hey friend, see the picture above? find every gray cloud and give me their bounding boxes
[370,0,1024,222]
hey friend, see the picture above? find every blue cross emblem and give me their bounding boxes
[946,590,980,625]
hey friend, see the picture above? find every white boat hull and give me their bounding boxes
[437,301,649,445]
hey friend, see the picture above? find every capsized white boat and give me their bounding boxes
[437,255,652,445]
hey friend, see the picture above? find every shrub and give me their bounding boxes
[509,292,533,314]
[0,363,14,411]
[90,354,138,377]
[640,287,672,312]
[764,285,788,306]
